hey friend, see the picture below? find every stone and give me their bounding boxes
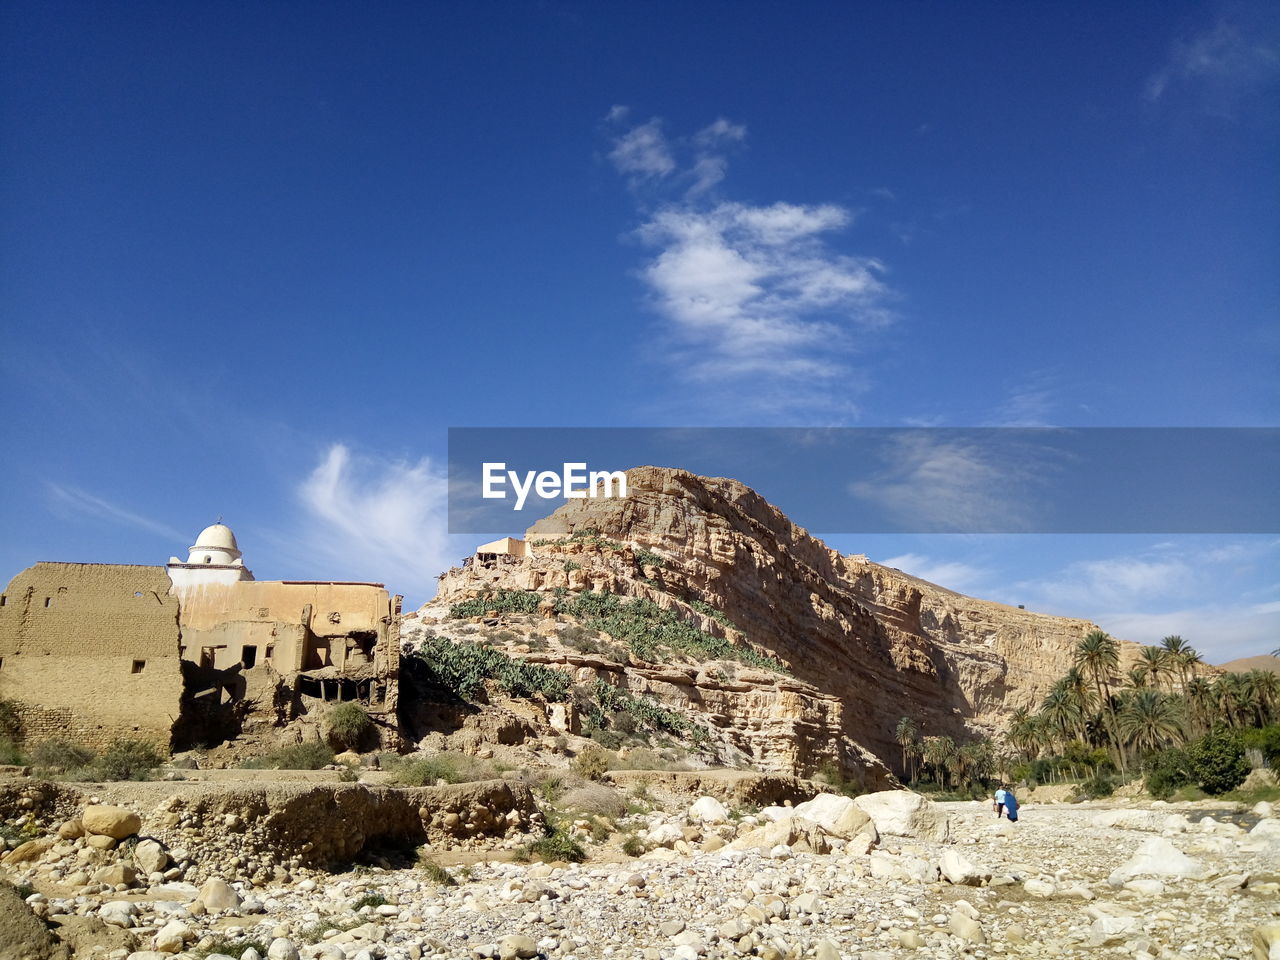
[1023,878,1056,897]
[869,850,938,883]
[153,919,192,954]
[57,819,85,840]
[94,864,138,886]
[658,920,686,936]
[853,791,950,842]
[789,793,876,841]
[940,848,990,885]
[99,901,137,928]
[82,805,142,839]
[948,912,986,945]
[730,815,831,854]
[1250,818,1280,841]
[814,941,841,960]
[86,834,118,850]
[1252,926,1280,960]
[134,839,169,874]
[688,796,729,824]
[1109,836,1207,884]
[266,939,299,960]
[1090,916,1139,945]
[497,935,538,960]
[3,837,54,863]
[199,878,242,912]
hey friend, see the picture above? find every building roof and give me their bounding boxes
[193,523,238,551]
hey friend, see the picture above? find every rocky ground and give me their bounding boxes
[4,783,1280,960]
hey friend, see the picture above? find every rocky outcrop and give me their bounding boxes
[434,466,1143,776]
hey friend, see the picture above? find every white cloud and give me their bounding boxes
[849,433,1041,532]
[636,202,889,381]
[1004,539,1280,662]
[1145,18,1279,112]
[297,444,454,599]
[880,552,989,592]
[608,119,676,183]
[45,483,187,542]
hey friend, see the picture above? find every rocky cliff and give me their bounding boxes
[427,467,1139,781]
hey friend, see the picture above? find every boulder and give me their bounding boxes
[853,790,949,842]
[1250,818,1280,841]
[153,919,192,954]
[940,848,991,886]
[1253,925,1280,960]
[869,850,938,883]
[730,815,831,855]
[688,796,729,824]
[498,935,538,960]
[133,839,169,874]
[94,864,138,886]
[3,837,54,864]
[198,878,241,912]
[948,912,986,945]
[1108,836,1207,884]
[790,793,877,841]
[82,805,142,840]
[57,819,84,840]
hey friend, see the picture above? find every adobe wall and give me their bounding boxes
[0,562,183,750]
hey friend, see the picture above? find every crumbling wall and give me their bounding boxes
[0,563,182,750]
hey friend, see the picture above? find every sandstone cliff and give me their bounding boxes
[427,467,1140,780]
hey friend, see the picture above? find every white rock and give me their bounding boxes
[100,901,137,928]
[1250,818,1280,840]
[940,848,990,886]
[153,919,191,954]
[790,793,877,841]
[1109,836,1207,884]
[267,939,300,960]
[688,796,729,824]
[853,790,950,842]
[134,838,169,874]
[199,878,242,912]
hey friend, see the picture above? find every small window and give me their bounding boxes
[264,644,274,660]
[131,660,145,674]
[242,645,257,669]
[44,597,52,608]
[0,594,6,606]
[204,555,212,564]
[0,656,5,670]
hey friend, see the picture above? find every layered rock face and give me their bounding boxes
[435,466,1137,777]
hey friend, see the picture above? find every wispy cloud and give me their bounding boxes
[296,444,454,597]
[45,483,187,542]
[606,110,895,399]
[849,433,1043,532]
[1145,18,1280,115]
[880,552,989,593]
[1002,538,1280,661]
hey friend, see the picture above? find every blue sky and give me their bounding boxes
[2,1,1277,661]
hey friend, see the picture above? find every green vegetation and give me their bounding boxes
[327,703,373,751]
[557,590,786,673]
[191,938,271,960]
[633,548,666,569]
[413,635,570,702]
[417,855,457,886]
[388,751,497,785]
[583,679,708,744]
[350,892,388,910]
[533,528,625,551]
[620,833,644,857]
[689,598,734,629]
[30,737,164,781]
[571,745,612,781]
[448,589,544,619]
[240,741,334,770]
[989,634,1278,797]
[518,825,586,863]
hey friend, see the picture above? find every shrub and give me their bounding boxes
[448,589,543,619]
[620,833,644,857]
[1186,730,1250,795]
[560,783,626,819]
[240,741,334,770]
[633,549,665,570]
[95,739,165,781]
[327,703,374,751]
[390,752,496,785]
[1077,774,1115,799]
[350,892,388,910]
[0,699,22,741]
[521,827,586,863]
[417,855,456,886]
[572,745,612,781]
[1143,747,1192,799]
[1241,725,1280,768]
[413,636,570,703]
[191,938,271,960]
[31,739,96,777]
[0,739,24,765]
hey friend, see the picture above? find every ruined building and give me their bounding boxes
[0,523,402,752]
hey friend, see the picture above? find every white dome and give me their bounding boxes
[193,523,239,551]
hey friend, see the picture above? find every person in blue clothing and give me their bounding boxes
[993,785,1019,821]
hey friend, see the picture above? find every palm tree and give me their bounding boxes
[1118,689,1183,756]
[1252,670,1280,725]
[1061,667,1095,743]
[1126,667,1149,689]
[921,735,956,789]
[1184,677,1217,738]
[1215,673,1250,728]
[1241,670,1277,727]
[1039,685,1083,753]
[1175,648,1204,690]
[1076,630,1125,770]
[895,716,918,780]
[1138,646,1169,691]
